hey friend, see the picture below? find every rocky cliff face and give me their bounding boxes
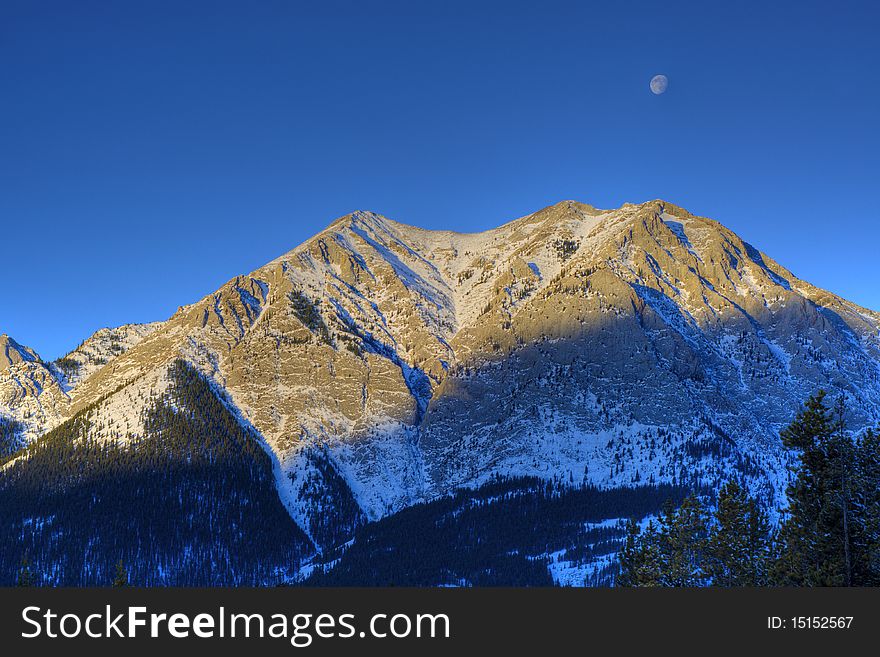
[4,199,880,546]
[1,334,39,369]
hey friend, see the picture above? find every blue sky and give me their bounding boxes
[2,1,879,359]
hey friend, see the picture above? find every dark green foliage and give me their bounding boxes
[304,478,691,586]
[0,360,312,586]
[337,332,363,357]
[618,495,711,587]
[772,392,880,586]
[858,428,880,580]
[620,391,880,587]
[705,481,770,586]
[552,239,580,261]
[53,357,81,380]
[288,289,331,344]
[0,416,24,461]
[295,448,366,549]
[112,560,128,587]
[16,557,35,587]
[657,496,710,586]
[618,485,770,587]
[617,520,663,587]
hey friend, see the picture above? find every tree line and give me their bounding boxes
[618,391,880,586]
[0,416,24,460]
[305,478,692,587]
[6,375,878,587]
[1,360,312,586]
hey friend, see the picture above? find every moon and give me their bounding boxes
[650,74,668,95]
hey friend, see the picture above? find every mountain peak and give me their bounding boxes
[312,199,697,244]
[0,334,39,370]
[551,199,604,214]
[325,209,387,227]
[3,197,880,586]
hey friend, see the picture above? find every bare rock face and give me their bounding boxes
[4,199,880,545]
[0,334,39,370]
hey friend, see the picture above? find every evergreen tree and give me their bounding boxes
[616,519,642,587]
[613,393,880,589]
[617,495,711,587]
[657,495,708,586]
[854,429,880,584]
[706,481,769,586]
[773,392,860,585]
[618,487,771,587]
[16,557,35,587]
[617,519,662,586]
[771,392,880,585]
[113,560,128,587]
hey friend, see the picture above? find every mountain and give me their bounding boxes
[0,335,67,449]
[0,324,162,448]
[2,199,879,585]
[0,334,39,369]
[53,322,163,390]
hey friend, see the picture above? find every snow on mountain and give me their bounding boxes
[3,199,880,548]
[53,322,163,390]
[0,334,40,369]
[0,335,67,446]
[0,323,165,446]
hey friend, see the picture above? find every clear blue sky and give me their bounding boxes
[2,1,879,359]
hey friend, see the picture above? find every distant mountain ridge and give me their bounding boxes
[0,334,39,369]
[3,199,880,584]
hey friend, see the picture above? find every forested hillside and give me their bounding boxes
[0,361,311,586]
[303,478,694,586]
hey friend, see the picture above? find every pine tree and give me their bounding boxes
[615,390,879,588]
[616,519,642,587]
[854,429,880,584]
[618,496,709,587]
[657,495,708,586]
[617,486,771,587]
[772,391,835,584]
[706,481,769,585]
[617,519,663,586]
[16,557,35,587]
[744,495,771,584]
[112,560,128,587]
[827,398,856,585]
[772,392,870,585]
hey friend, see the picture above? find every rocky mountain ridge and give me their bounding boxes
[3,199,880,552]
